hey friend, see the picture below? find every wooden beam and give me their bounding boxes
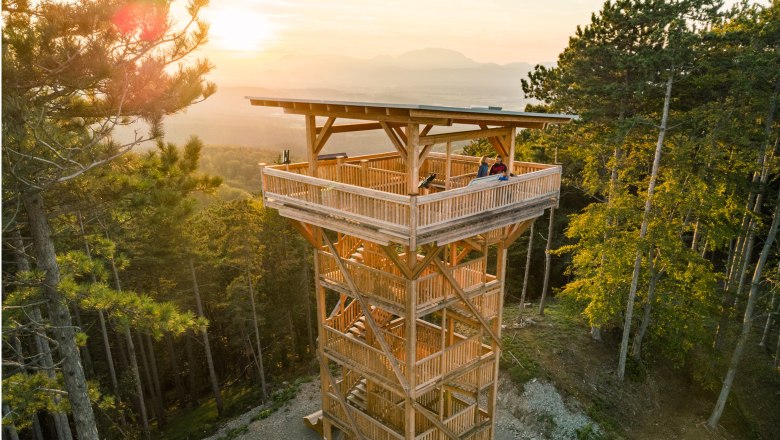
[392,125,408,145]
[506,126,516,174]
[313,117,336,155]
[418,143,436,164]
[433,258,502,348]
[321,231,412,393]
[407,123,420,195]
[502,219,534,248]
[286,219,317,247]
[409,245,443,279]
[420,124,434,137]
[409,108,574,125]
[419,126,509,146]
[380,245,414,279]
[306,115,317,175]
[316,122,382,134]
[480,124,508,158]
[284,108,452,126]
[380,121,408,158]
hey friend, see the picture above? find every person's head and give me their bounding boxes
[495,155,503,163]
[479,155,488,165]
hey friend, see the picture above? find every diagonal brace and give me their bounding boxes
[411,401,460,439]
[322,231,412,393]
[433,258,502,349]
[322,360,366,440]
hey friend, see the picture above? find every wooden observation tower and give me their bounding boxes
[250,98,575,440]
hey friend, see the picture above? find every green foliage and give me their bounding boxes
[2,372,67,429]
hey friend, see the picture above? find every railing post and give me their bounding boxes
[336,156,344,182]
[360,159,369,187]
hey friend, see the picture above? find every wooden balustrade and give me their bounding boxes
[453,358,495,390]
[320,249,496,314]
[366,388,405,431]
[415,166,560,230]
[324,392,404,440]
[325,299,363,333]
[262,152,560,240]
[319,251,409,309]
[324,327,399,382]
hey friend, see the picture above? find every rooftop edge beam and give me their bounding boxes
[419,126,509,146]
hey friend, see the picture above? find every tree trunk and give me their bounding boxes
[518,221,535,323]
[715,78,778,351]
[617,67,674,382]
[136,333,159,429]
[189,257,224,416]
[7,226,73,440]
[246,264,268,401]
[145,334,166,428]
[538,209,555,316]
[3,400,20,440]
[759,292,777,348]
[632,247,659,361]
[107,252,149,436]
[30,307,74,440]
[70,305,95,378]
[166,333,187,404]
[708,184,780,428]
[21,191,96,440]
[78,215,120,397]
[185,332,199,407]
[123,327,149,436]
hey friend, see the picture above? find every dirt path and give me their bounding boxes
[205,376,598,440]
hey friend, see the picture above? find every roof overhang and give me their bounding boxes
[247,97,578,128]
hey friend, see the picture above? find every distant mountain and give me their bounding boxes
[115,49,554,155]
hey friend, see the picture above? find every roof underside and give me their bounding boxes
[247,96,577,128]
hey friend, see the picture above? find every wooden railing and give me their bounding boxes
[415,334,484,386]
[319,251,498,314]
[324,327,399,382]
[262,152,560,238]
[319,251,409,309]
[325,299,363,333]
[415,166,560,230]
[324,392,404,440]
[415,401,490,440]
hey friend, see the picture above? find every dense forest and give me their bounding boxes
[2,0,779,439]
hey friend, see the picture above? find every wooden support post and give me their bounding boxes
[336,156,344,182]
[407,123,420,195]
[360,159,369,188]
[506,126,516,173]
[312,227,333,440]
[489,240,509,436]
[445,141,452,190]
[306,115,317,176]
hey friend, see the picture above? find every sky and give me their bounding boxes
[176,0,610,65]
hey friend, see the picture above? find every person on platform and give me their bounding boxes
[489,155,507,176]
[477,156,490,178]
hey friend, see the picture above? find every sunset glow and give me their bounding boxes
[202,7,276,53]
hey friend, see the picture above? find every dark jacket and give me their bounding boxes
[477,163,489,178]
[489,162,507,175]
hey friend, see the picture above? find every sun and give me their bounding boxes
[205,8,276,53]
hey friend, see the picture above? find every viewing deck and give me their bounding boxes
[261,151,560,246]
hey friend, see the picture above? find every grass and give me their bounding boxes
[160,381,268,440]
[160,376,313,440]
